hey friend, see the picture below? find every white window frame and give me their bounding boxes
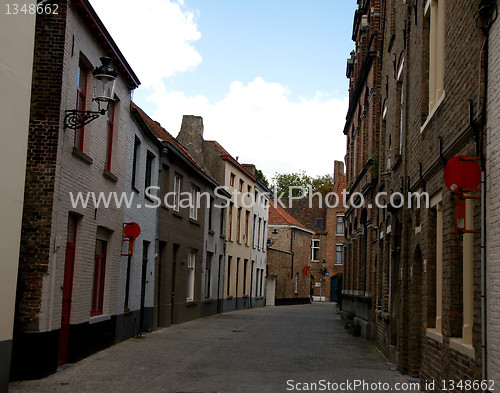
[311,239,320,262]
[336,244,344,265]
[190,185,199,220]
[187,250,195,301]
[336,215,344,235]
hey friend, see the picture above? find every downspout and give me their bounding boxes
[476,0,497,386]
[290,228,294,277]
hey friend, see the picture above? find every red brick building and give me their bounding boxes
[267,202,314,305]
[280,161,346,302]
[342,0,383,338]
[343,0,490,386]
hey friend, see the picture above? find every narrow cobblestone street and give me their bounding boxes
[10,304,411,393]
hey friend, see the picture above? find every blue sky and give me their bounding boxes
[89,0,357,179]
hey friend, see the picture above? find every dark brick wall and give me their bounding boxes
[16,2,68,330]
[344,0,484,383]
[157,151,208,326]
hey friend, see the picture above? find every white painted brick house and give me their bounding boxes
[115,106,162,340]
[13,0,141,379]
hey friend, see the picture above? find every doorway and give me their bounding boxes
[58,215,77,366]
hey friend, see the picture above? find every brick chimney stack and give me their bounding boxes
[177,115,204,162]
[333,160,345,182]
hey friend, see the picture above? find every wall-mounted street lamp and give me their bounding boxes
[64,56,118,130]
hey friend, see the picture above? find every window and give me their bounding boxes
[336,215,344,235]
[131,136,141,188]
[295,273,299,295]
[174,175,181,211]
[311,239,320,261]
[145,151,154,190]
[252,214,257,247]
[230,173,235,187]
[74,63,88,151]
[237,207,242,242]
[261,220,267,250]
[425,0,446,115]
[462,198,474,344]
[260,269,264,296]
[205,253,212,299]
[245,211,250,245]
[220,207,225,235]
[427,197,443,336]
[208,197,214,231]
[336,244,344,265]
[92,238,107,316]
[228,203,233,240]
[187,249,195,301]
[256,269,260,297]
[243,259,248,295]
[227,256,232,296]
[190,185,199,220]
[239,179,244,192]
[257,218,262,249]
[105,101,115,171]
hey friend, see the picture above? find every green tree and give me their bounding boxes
[255,168,269,188]
[271,171,333,198]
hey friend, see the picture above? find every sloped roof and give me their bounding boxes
[73,0,140,89]
[205,140,257,181]
[132,103,214,183]
[280,197,327,233]
[269,200,307,228]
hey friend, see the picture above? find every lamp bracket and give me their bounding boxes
[64,109,103,130]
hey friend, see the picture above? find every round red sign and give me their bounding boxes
[124,222,141,239]
[443,155,481,193]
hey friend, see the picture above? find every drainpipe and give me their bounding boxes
[476,0,497,386]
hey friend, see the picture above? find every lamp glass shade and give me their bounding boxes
[92,57,117,106]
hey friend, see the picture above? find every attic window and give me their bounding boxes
[314,218,324,229]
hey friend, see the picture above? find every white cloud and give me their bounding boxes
[88,1,348,180]
[150,77,348,180]
[89,0,202,87]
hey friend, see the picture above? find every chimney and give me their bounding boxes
[177,115,204,162]
[242,164,256,176]
[333,161,345,182]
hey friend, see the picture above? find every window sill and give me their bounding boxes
[172,211,183,219]
[132,186,140,194]
[72,147,93,165]
[103,169,118,183]
[426,328,443,343]
[415,225,422,234]
[89,314,111,324]
[420,91,446,134]
[208,230,215,236]
[449,337,475,358]
[204,298,215,303]
[189,218,200,226]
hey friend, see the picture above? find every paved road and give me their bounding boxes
[10,303,412,393]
